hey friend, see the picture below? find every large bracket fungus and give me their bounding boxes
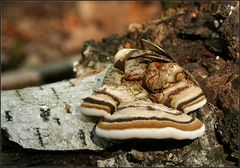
[80,39,207,140]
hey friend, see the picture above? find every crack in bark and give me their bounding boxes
[51,87,60,99]
[52,117,61,125]
[5,111,13,122]
[34,128,45,148]
[79,129,87,145]
[15,90,24,101]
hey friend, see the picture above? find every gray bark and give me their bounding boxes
[1,68,110,151]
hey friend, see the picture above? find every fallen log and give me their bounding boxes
[1,2,239,167]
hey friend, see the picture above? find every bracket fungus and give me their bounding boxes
[79,39,207,140]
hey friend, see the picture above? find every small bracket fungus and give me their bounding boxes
[79,39,207,140]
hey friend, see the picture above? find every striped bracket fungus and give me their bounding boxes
[80,39,207,140]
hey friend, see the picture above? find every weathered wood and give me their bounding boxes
[1,68,110,151]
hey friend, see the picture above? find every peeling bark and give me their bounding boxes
[1,68,110,151]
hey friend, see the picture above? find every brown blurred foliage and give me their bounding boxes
[2,2,163,71]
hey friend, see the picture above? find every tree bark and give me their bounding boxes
[1,2,239,167]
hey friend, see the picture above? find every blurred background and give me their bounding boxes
[2,1,179,89]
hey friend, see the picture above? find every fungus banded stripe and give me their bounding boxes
[82,97,115,113]
[80,92,118,117]
[80,85,138,117]
[151,80,207,113]
[95,104,205,140]
[94,90,120,106]
[97,85,136,103]
[170,85,206,113]
[103,116,196,124]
